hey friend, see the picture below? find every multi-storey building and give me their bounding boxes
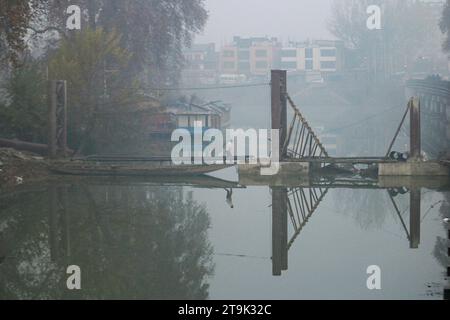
[182,43,219,85]
[280,40,344,74]
[220,36,281,78]
[183,38,344,83]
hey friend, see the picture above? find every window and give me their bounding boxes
[320,61,336,69]
[255,49,268,58]
[281,50,297,58]
[204,61,216,70]
[305,60,313,70]
[238,50,250,60]
[194,115,207,127]
[321,49,336,57]
[305,48,313,59]
[223,50,235,58]
[238,62,250,71]
[178,116,189,128]
[281,61,297,69]
[223,61,235,69]
[255,61,268,69]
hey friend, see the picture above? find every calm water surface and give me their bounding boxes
[0,167,448,300]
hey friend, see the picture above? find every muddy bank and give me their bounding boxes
[0,148,50,188]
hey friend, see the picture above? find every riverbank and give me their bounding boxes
[0,148,50,188]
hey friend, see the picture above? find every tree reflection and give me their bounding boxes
[0,183,214,300]
[331,189,408,230]
[433,191,450,270]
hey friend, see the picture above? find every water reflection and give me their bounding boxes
[0,174,448,299]
[0,184,214,299]
[271,180,449,276]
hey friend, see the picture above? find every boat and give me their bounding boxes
[49,159,231,177]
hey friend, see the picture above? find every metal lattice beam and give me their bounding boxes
[284,94,329,159]
[286,187,329,250]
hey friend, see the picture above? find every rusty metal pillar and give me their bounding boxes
[48,81,57,158]
[409,188,421,249]
[410,97,421,160]
[271,70,287,159]
[48,80,67,159]
[272,187,288,276]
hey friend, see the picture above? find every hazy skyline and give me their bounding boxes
[196,0,335,45]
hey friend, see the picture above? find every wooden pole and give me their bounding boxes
[0,138,49,155]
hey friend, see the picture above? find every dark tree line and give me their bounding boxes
[0,0,208,149]
[1,0,207,84]
[0,185,214,299]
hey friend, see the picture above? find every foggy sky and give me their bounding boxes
[196,0,335,45]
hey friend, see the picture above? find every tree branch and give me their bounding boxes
[28,26,68,40]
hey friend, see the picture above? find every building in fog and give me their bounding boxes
[280,40,344,74]
[220,36,281,79]
[182,37,345,84]
[182,43,219,85]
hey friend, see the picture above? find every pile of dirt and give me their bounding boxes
[0,148,49,188]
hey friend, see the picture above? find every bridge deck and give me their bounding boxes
[287,157,396,165]
[75,154,395,164]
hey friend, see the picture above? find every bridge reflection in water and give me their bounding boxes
[269,176,448,276]
[1,173,448,299]
[40,174,448,277]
